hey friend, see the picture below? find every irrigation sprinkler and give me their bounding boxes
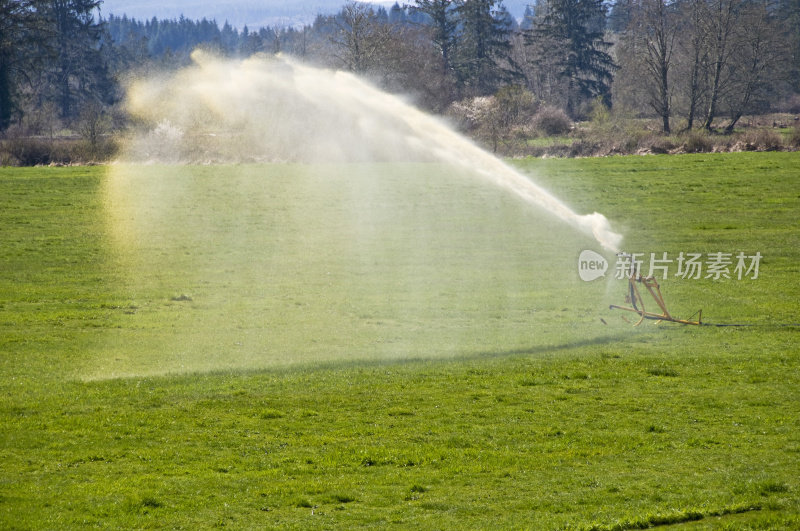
[609,253,702,326]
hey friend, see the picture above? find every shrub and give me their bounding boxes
[741,129,783,151]
[494,85,538,128]
[532,106,572,136]
[683,130,713,153]
[642,135,678,154]
[0,134,119,166]
[46,140,75,165]
[74,137,119,162]
[788,125,800,148]
[568,140,598,157]
[588,97,611,125]
[447,96,494,132]
[4,136,54,165]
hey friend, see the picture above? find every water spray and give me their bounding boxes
[120,52,623,253]
[99,52,632,378]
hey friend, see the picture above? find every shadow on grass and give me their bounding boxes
[81,333,633,385]
[472,333,627,360]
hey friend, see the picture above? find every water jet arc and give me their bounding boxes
[124,52,623,252]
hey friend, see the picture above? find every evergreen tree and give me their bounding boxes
[520,5,536,31]
[42,0,107,120]
[220,21,239,54]
[454,0,515,96]
[376,6,389,24]
[411,0,458,78]
[528,0,615,116]
[607,0,634,33]
[102,15,149,75]
[496,4,518,31]
[388,3,407,25]
[0,0,44,129]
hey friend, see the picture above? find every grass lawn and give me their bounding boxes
[1,152,798,529]
[525,135,575,148]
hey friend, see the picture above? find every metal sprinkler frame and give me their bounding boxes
[609,253,702,326]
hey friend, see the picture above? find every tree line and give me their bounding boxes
[1,0,798,140]
[1,0,111,132]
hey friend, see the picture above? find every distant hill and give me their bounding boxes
[100,0,349,28]
[99,0,529,29]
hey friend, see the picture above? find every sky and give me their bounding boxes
[99,0,529,29]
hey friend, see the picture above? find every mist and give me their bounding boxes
[92,52,623,379]
[122,51,621,250]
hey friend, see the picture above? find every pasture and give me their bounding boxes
[1,152,798,528]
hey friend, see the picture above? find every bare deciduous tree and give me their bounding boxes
[642,0,677,132]
[674,0,709,130]
[76,99,110,158]
[617,0,677,132]
[700,0,742,130]
[331,1,393,74]
[722,1,790,132]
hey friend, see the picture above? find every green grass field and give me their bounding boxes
[1,152,798,529]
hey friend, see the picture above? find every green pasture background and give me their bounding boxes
[0,152,798,528]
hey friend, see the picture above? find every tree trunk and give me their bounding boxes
[702,0,738,131]
[702,57,723,130]
[658,40,671,133]
[686,48,700,130]
[683,0,704,131]
[0,60,11,130]
[724,112,743,134]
